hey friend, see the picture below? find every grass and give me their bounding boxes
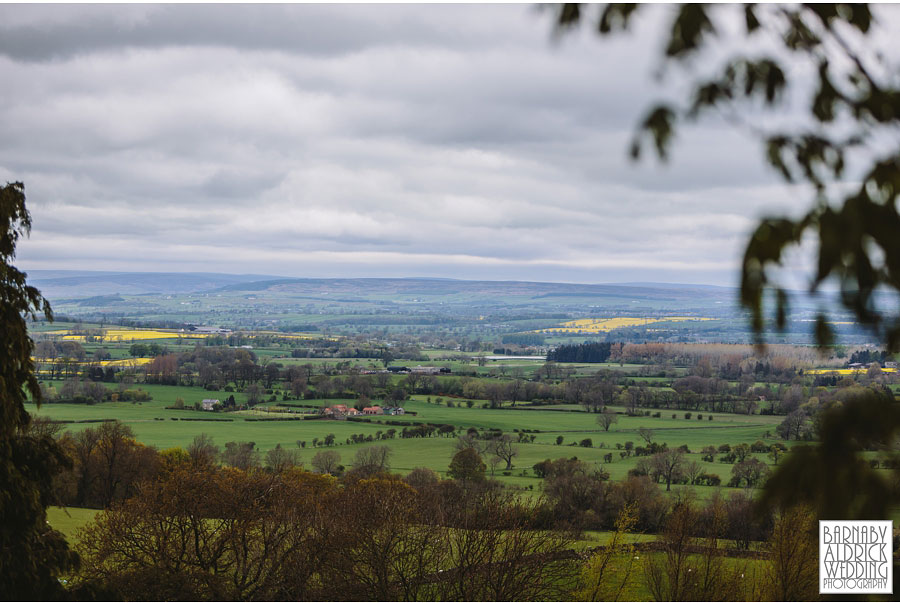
[47,506,99,544]
[29,386,787,491]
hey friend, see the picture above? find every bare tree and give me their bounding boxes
[186,434,219,467]
[454,432,487,455]
[684,460,704,486]
[350,445,392,478]
[311,450,342,475]
[762,506,819,601]
[223,441,259,470]
[638,427,655,445]
[243,383,263,406]
[265,444,300,473]
[486,434,519,470]
[403,467,439,489]
[596,407,618,431]
[731,458,769,489]
[290,377,306,399]
[650,449,685,491]
[505,379,525,406]
[484,382,505,408]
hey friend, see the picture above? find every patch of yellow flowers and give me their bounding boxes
[537,316,715,334]
[44,328,332,342]
[805,367,896,375]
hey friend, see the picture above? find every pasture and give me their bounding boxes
[46,507,99,544]
[29,385,785,491]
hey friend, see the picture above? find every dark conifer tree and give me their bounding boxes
[0,182,79,598]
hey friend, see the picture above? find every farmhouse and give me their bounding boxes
[362,405,383,415]
[322,404,359,418]
[201,399,220,411]
[383,407,405,416]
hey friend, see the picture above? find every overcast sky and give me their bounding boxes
[1,4,892,286]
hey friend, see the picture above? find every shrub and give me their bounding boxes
[750,440,769,453]
[701,473,721,486]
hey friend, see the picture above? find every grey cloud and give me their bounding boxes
[0,5,546,61]
[4,4,890,286]
[202,168,285,199]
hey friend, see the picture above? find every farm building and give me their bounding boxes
[362,406,383,415]
[201,399,220,411]
[409,366,450,374]
[322,405,359,417]
[189,326,232,334]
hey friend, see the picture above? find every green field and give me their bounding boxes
[46,506,99,544]
[29,385,785,490]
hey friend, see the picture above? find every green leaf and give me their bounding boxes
[744,4,760,33]
[814,313,834,349]
[665,4,715,58]
[556,3,582,28]
[632,105,675,162]
[775,288,788,330]
[598,3,639,34]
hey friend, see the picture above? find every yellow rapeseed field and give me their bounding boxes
[805,367,897,375]
[100,358,154,367]
[103,329,206,341]
[537,316,715,334]
[44,328,336,342]
[52,329,205,342]
[31,357,153,372]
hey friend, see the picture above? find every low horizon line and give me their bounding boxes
[22,268,739,290]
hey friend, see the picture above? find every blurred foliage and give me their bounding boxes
[554,3,900,351]
[553,7,900,571]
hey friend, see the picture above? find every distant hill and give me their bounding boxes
[211,277,738,307]
[26,271,278,297]
[23,270,748,310]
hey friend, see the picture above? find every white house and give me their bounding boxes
[201,399,220,411]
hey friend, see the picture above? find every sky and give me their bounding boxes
[0,4,893,286]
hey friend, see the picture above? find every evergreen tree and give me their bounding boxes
[0,182,79,598]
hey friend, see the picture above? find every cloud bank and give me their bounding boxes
[0,4,864,285]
